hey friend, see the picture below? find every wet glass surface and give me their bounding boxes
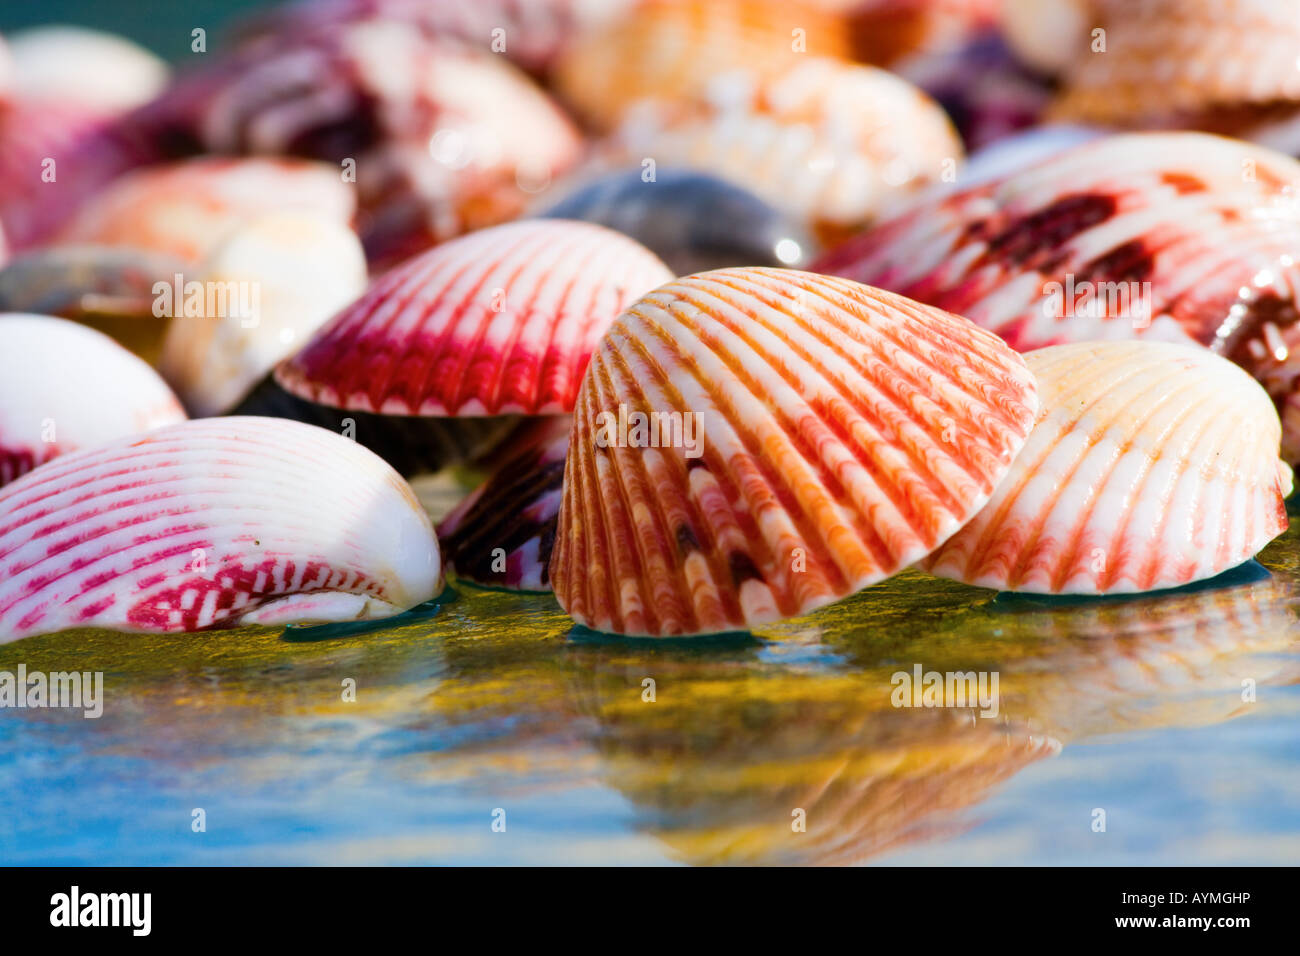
[2,522,1299,866]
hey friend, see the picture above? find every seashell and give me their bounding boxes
[551,267,1039,637]
[1001,0,1092,75]
[921,341,1292,595]
[437,417,570,591]
[954,123,1105,190]
[0,417,441,642]
[552,0,852,131]
[0,244,188,363]
[603,56,964,242]
[812,132,1300,460]
[58,157,357,263]
[535,167,816,274]
[1044,0,1300,129]
[276,219,674,417]
[0,313,186,486]
[4,26,168,115]
[845,0,1001,66]
[158,214,368,417]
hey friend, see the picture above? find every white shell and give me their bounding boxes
[0,313,186,486]
[159,214,369,417]
[0,417,441,642]
[5,26,169,114]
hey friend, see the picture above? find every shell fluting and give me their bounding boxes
[275,219,674,417]
[0,417,441,642]
[921,341,1292,594]
[550,267,1039,636]
[0,314,186,487]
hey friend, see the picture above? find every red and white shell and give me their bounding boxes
[0,417,441,642]
[551,267,1040,636]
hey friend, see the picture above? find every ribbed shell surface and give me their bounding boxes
[812,133,1300,457]
[0,313,185,486]
[0,417,441,642]
[275,219,674,417]
[922,341,1292,594]
[550,267,1039,636]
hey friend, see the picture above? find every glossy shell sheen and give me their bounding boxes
[0,314,186,486]
[922,341,1292,594]
[59,157,357,262]
[276,219,674,417]
[437,417,570,591]
[551,267,1039,636]
[535,167,815,274]
[0,417,442,642]
[812,132,1300,460]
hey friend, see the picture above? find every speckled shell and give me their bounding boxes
[0,417,441,642]
[0,314,186,486]
[276,219,674,417]
[553,0,852,130]
[813,133,1300,460]
[605,56,963,239]
[535,167,816,274]
[1047,0,1300,128]
[58,157,357,263]
[159,215,368,417]
[437,417,570,591]
[922,341,1292,594]
[551,267,1039,636]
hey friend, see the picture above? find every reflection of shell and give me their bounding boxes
[0,314,186,486]
[923,342,1291,594]
[438,417,570,591]
[813,133,1300,460]
[552,267,1038,636]
[59,157,356,263]
[1046,0,1300,128]
[535,167,815,274]
[159,215,368,417]
[553,0,851,130]
[276,219,673,417]
[605,57,963,239]
[0,417,441,642]
[5,26,168,114]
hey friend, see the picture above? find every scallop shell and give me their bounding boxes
[921,341,1292,595]
[551,267,1039,637]
[0,313,186,486]
[812,132,1300,460]
[0,417,441,642]
[58,157,357,263]
[552,0,852,130]
[535,167,815,274]
[437,417,570,591]
[604,56,963,240]
[159,214,368,417]
[1047,0,1300,128]
[276,219,674,417]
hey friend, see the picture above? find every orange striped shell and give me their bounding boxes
[552,0,852,130]
[922,341,1292,594]
[550,267,1039,636]
[275,219,673,417]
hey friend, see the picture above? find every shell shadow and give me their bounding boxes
[280,586,460,642]
[988,559,1272,612]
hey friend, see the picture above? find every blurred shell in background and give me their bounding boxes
[0,313,185,486]
[0,417,441,642]
[159,214,369,418]
[813,132,1300,460]
[534,167,816,273]
[2,26,168,115]
[922,341,1292,594]
[603,56,964,243]
[843,0,1001,66]
[56,156,356,263]
[552,268,1039,636]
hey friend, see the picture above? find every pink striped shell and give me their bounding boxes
[551,267,1039,637]
[921,341,1292,594]
[813,132,1300,460]
[58,157,357,263]
[275,219,674,417]
[0,313,185,487]
[0,416,441,642]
